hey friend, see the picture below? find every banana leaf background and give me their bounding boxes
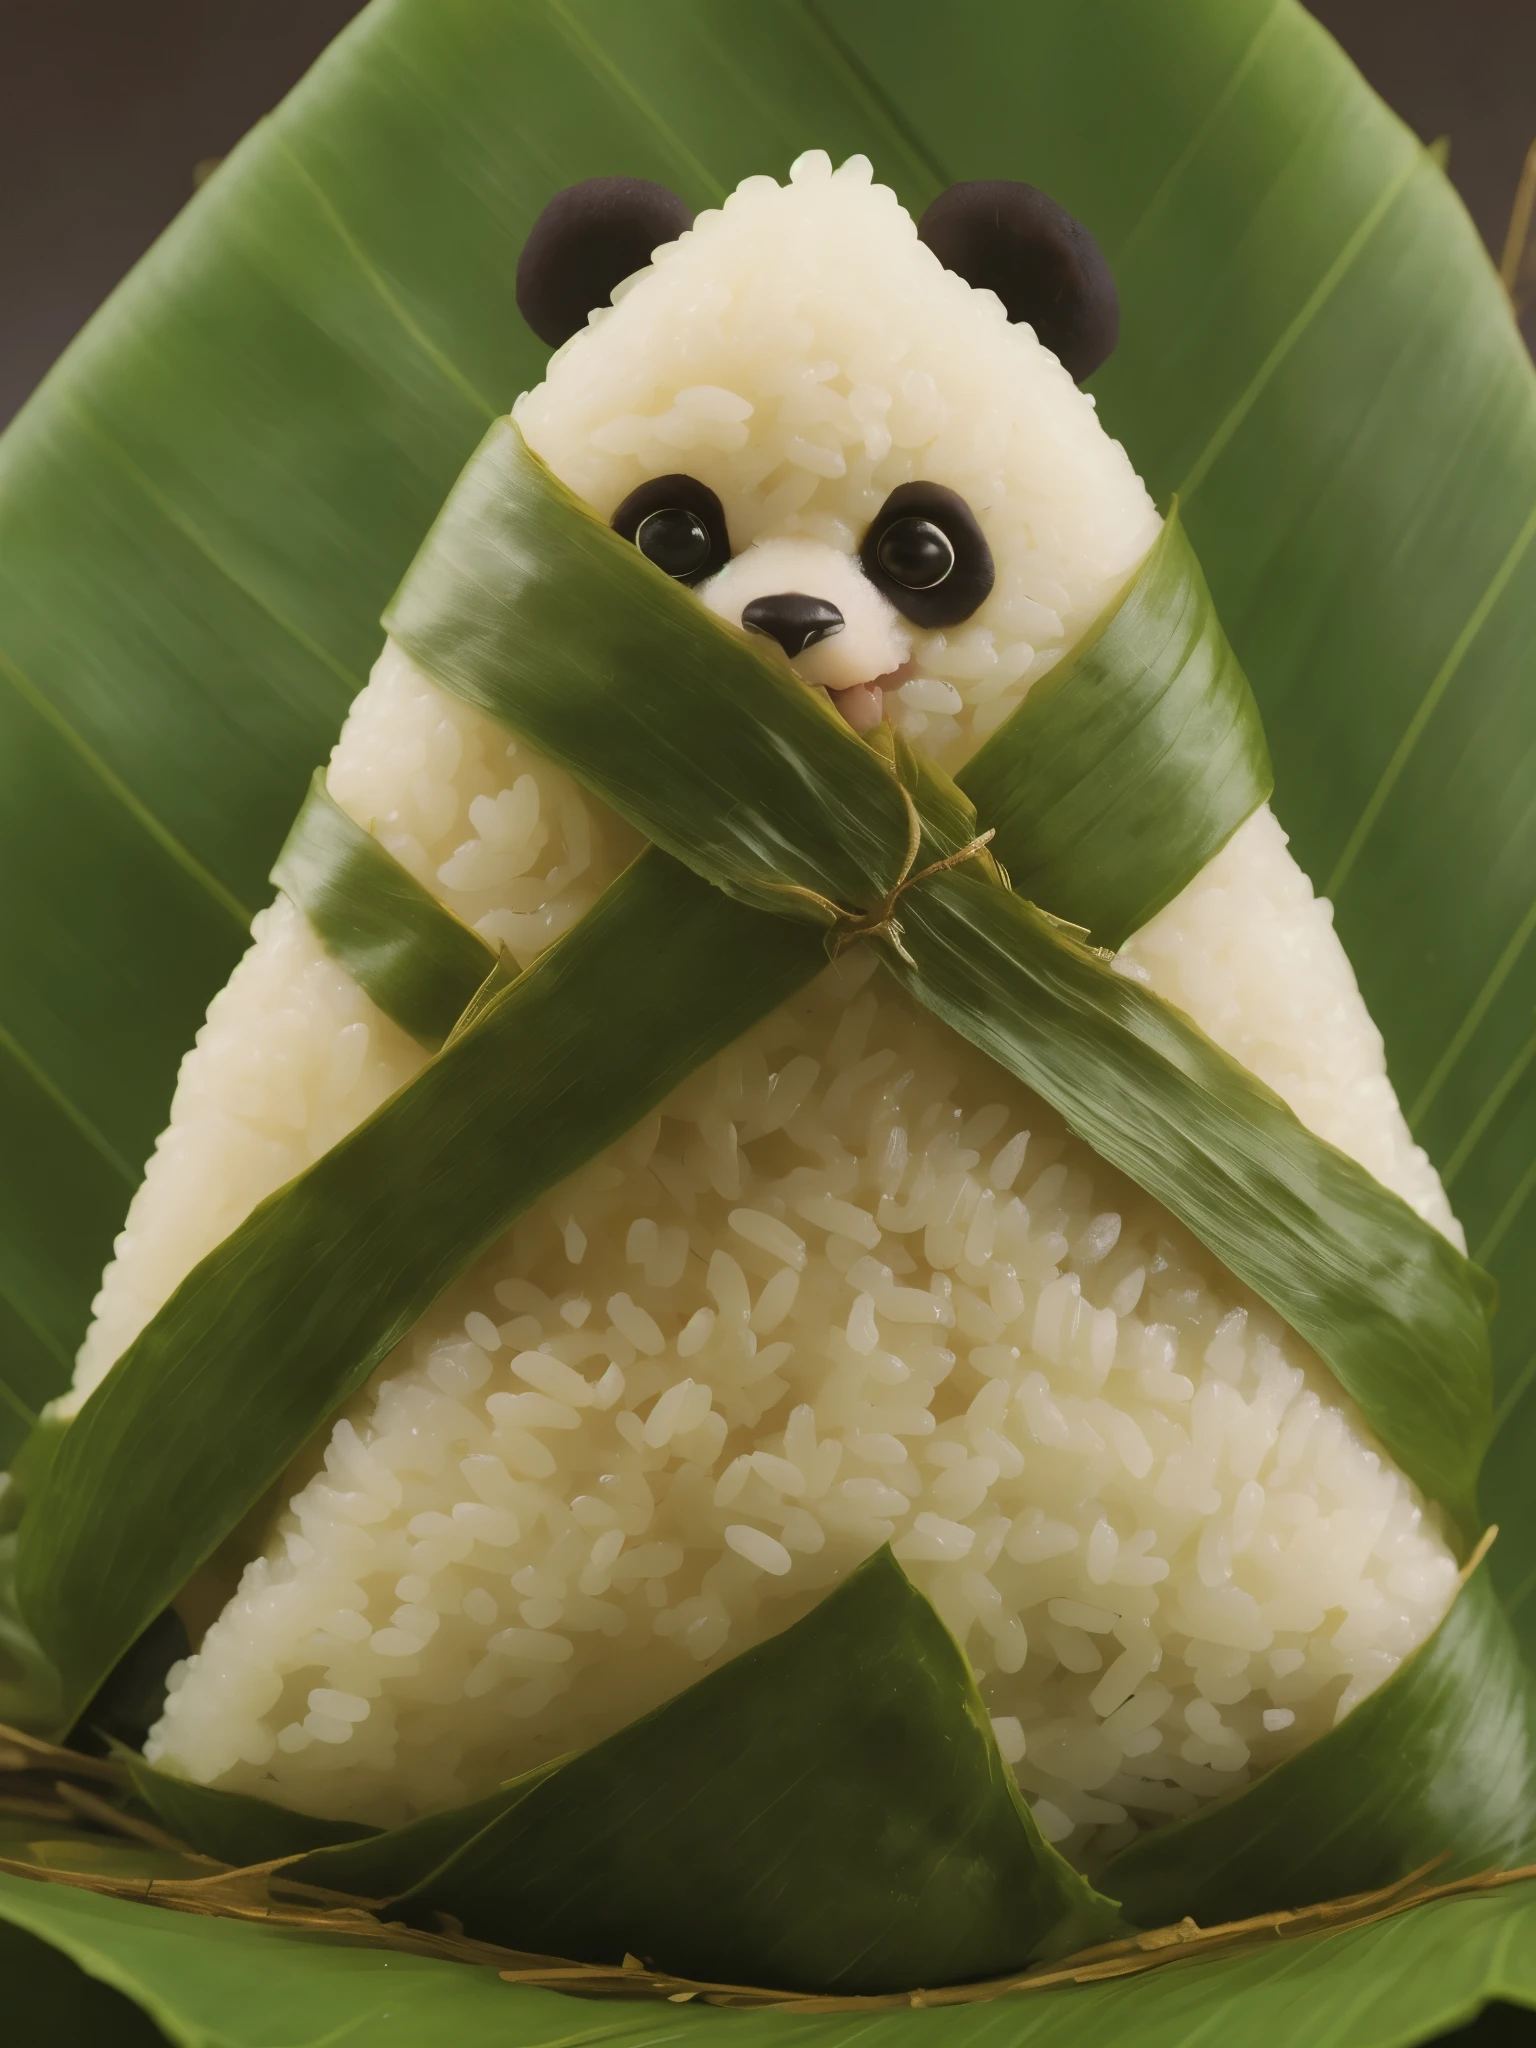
[2,0,1536,2038]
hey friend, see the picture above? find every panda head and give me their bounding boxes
[513,152,1159,762]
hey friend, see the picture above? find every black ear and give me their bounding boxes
[917,181,1118,382]
[516,178,694,350]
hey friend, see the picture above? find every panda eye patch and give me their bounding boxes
[611,473,731,587]
[860,483,994,627]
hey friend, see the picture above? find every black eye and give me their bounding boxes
[636,506,711,579]
[861,483,994,627]
[875,517,955,591]
[611,473,731,586]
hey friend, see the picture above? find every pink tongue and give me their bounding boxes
[831,682,884,734]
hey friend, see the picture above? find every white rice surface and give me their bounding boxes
[77,154,1463,1865]
[1119,807,1461,1245]
[67,897,422,1403]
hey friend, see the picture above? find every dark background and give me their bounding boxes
[1,4,1533,2041]
[1,1,1535,428]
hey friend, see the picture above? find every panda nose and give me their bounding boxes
[741,592,846,659]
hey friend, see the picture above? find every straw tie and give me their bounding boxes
[763,778,996,967]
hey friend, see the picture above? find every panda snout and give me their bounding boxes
[741,593,845,659]
[699,536,911,731]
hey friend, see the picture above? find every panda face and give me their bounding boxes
[698,533,912,734]
[606,475,997,734]
[515,152,1161,767]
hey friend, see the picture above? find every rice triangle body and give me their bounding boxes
[66,153,1465,1869]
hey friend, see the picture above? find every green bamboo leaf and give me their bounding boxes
[387,420,913,921]
[0,1422,65,1734]
[123,1761,376,1869]
[894,868,1490,1541]
[0,1054,137,1472]
[388,428,1269,956]
[3,1862,1536,2047]
[282,1549,1118,1991]
[279,1765,564,1902]
[271,770,495,1047]
[956,502,1273,949]
[0,1536,61,1739]
[0,2,1533,2038]
[1103,1564,1536,1925]
[0,1911,169,2048]
[0,1819,210,1888]
[18,854,824,1725]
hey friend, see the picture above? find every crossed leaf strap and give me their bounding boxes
[271,770,496,1048]
[13,422,1513,1944]
[385,424,1492,1531]
[957,507,1273,949]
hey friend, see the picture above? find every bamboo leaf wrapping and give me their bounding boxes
[387,422,1493,1541]
[271,771,496,1048]
[124,1760,377,1868]
[385,427,913,922]
[956,503,1273,949]
[275,1770,561,1900]
[127,1554,1125,1983]
[1103,1563,1536,1925]
[891,870,1490,1538]
[279,1551,1122,1991]
[250,648,1520,1924]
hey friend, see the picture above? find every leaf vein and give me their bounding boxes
[0,639,252,932]
[1176,146,1421,503]
[274,139,502,420]
[544,0,728,204]
[1329,495,1536,901]
[60,397,365,706]
[0,1371,37,1433]
[0,1281,72,1375]
[1494,1345,1536,1434]
[1411,893,1536,1126]
[1444,1023,1536,1186]
[797,0,951,193]
[0,1020,135,1187]
[1474,1149,1536,1265]
[1106,0,1284,263]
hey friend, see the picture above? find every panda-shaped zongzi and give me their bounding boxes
[75,152,1461,1866]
